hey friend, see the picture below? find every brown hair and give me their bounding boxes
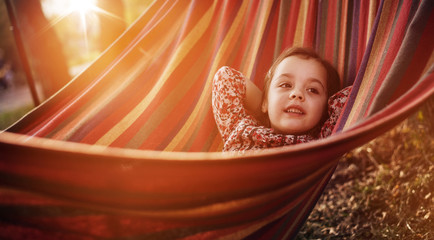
[263,47,341,103]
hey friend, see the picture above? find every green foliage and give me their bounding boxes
[0,105,33,130]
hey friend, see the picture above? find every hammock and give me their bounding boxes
[0,0,433,239]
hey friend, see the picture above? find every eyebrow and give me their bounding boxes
[308,78,326,90]
[272,73,294,83]
[274,73,293,80]
[274,73,326,90]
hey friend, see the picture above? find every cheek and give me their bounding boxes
[310,97,328,118]
[266,95,280,113]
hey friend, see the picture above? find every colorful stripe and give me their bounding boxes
[335,0,433,132]
[1,0,433,239]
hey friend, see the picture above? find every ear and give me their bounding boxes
[261,100,268,113]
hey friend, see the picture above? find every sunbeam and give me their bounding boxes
[41,0,125,52]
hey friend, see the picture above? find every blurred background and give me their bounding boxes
[0,0,152,129]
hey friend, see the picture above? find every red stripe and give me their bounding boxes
[236,1,262,70]
[365,0,413,115]
[251,2,280,89]
[24,0,180,138]
[188,109,218,151]
[324,0,338,62]
[133,2,228,150]
[216,0,249,70]
[282,0,301,47]
[80,0,208,146]
[78,48,173,145]
[303,0,317,48]
[390,11,434,103]
[356,1,369,69]
[137,65,209,150]
[352,0,399,120]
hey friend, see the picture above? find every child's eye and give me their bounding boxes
[307,88,319,94]
[279,83,292,88]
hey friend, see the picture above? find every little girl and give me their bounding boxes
[212,47,351,151]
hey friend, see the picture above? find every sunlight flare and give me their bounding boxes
[41,0,124,51]
[69,0,98,15]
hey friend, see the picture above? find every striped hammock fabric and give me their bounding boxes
[0,0,433,239]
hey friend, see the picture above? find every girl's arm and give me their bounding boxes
[212,67,249,141]
[213,67,315,151]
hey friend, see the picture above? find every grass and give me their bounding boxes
[0,105,33,130]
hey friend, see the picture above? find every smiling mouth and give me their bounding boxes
[284,108,304,114]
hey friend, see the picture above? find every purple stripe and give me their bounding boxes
[368,0,433,115]
[345,0,360,86]
[315,0,328,55]
[358,0,406,119]
[335,0,385,132]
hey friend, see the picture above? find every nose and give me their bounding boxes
[289,89,304,101]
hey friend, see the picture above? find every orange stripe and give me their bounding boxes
[95,1,216,146]
[355,0,398,117]
[324,0,337,62]
[338,0,349,84]
[164,0,250,151]
[303,0,317,48]
[134,48,213,150]
[22,0,172,138]
[293,0,309,47]
[196,111,222,152]
[50,53,156,141]
[367,0,378,43]
[282,0,301,48]
[162,2,248,151]
[75,0,190,144]
[164,2,251,151]
[210,134,223,152]
[354,2,366,71]
[180,96,215,151]
[244,1,274,77]
[237,1,261,71]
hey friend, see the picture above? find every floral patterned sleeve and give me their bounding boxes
[212,66,314,152]
[320,86,352,138]
[212,66,249,141]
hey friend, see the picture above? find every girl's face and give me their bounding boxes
[262,56,328,135]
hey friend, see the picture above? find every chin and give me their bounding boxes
[282,125,310,135]
[275,128,306,135]
[279,125,315,135]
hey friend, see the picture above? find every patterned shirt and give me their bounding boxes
[212,66,351,152]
